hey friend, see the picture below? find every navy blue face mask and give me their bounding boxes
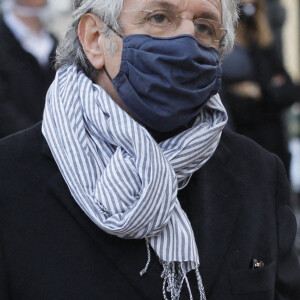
[105,34,221,132]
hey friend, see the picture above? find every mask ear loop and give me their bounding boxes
[106,24,124,39]
[102,24,123,81]
[103,66,112,81]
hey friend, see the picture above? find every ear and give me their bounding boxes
[78,14,105,70]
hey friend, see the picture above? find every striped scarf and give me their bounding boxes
[42,64,228,300]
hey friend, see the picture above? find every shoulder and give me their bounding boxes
[0,123,48,192]
[219,129,278,170]
[0,122,43,163]
[217,129,291,212]
[213,129,284,197]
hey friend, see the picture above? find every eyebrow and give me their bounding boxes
[197,11,220,23]
[143,1,178,11]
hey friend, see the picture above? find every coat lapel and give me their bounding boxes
[42,131,243,298]
[178,132,244,296]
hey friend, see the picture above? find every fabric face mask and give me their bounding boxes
[106,34,222,132]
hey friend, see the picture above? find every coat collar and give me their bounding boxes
[42,130,243,297]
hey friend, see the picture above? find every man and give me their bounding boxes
[1,0,300,299]
[0,0,56,138]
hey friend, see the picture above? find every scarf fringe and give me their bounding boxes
[140,239,151,276]
[140,241,206,300]
[161,261,207,300]
[161,262,184,300]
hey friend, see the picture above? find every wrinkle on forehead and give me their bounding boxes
[207,0,222,20]
[125,0,221,11]
[197,0,222,20]
[207,0,222,11]
[123,0,222,23]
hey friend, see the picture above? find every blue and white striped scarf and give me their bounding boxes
[42,64,227,300]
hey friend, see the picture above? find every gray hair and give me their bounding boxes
[55,0,239,78]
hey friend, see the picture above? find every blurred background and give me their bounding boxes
[220,0,300,258]
[0,0,299,255]
[281,0,300,257]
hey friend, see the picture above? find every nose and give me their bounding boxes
[175,17,196,37]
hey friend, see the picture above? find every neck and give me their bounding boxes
[14,13,43,34]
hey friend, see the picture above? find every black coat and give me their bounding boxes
[0,17,56,139]
[1,123,300,299]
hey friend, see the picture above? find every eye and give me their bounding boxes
[195,23,214,36]
[148,12,171,25]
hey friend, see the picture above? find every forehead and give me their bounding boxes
[124,0,222,21]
